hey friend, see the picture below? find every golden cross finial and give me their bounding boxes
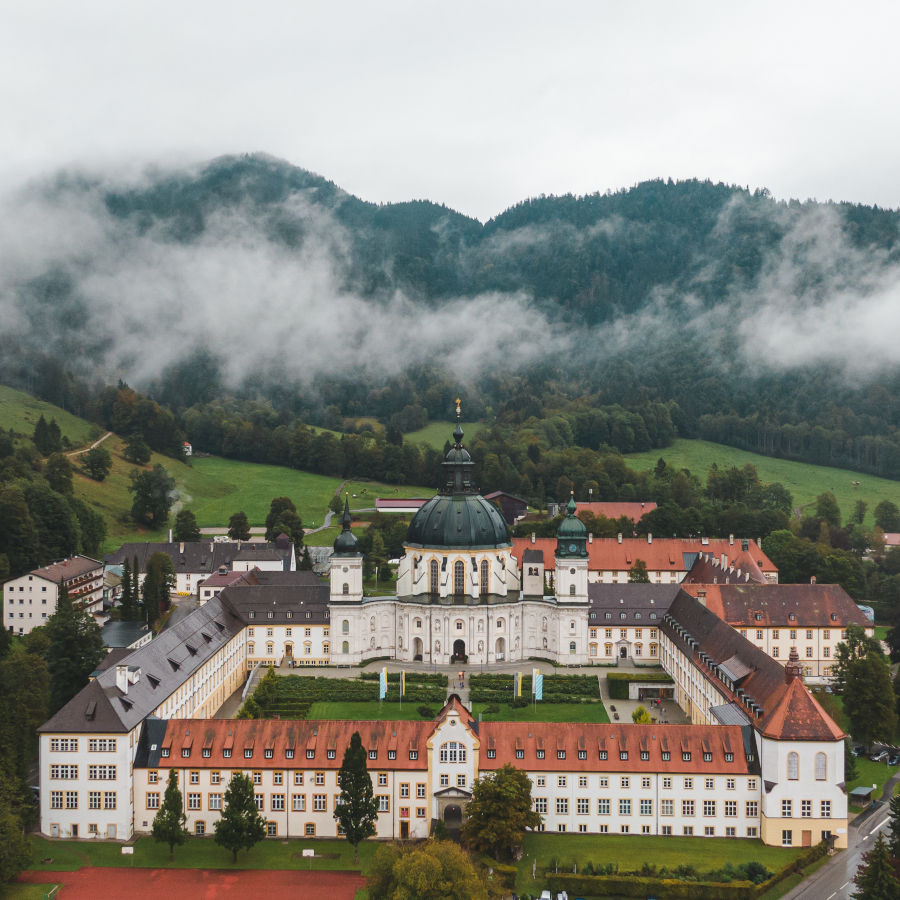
[455,397,461,417]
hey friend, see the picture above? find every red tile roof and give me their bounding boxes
[680,583,869,628]
[479,723,754,774]
[512,537,777,575]
[759,679,845,741]
[28,555,102,584]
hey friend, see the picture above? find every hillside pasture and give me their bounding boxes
[404,419,485,449]
[626,438,900,526]
[0,384,96,447]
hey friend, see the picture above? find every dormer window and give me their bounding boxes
[265,749,273,759]
[703,752,712,762]
[181,748,190,758]
[640,751,649,761]
[202,748,211,758]
[244,749,252,758]
[285,749,294,759]
[661,751,670,761]
[599,750,608,760]
[409,750,418,760]
[724,752,734,762]
[223,748,232,758]
[328,750,336,760]
[578,750,586,760]
[306,749,315,759]
[516,749,524,759]
[387,750,396,760]
[682,752,691,761]
[536,749,545,759]
[557,750,565,760]
[487,749,496,758]
[620,751,628,761]
[369,750,377,760]
[161,748,170,758]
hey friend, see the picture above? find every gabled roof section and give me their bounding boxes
[23,555,102,585]
[104,540,294,575]
[759,678,845,741]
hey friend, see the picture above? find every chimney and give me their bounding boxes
[810,575,816,584]
[115,665,129,695]
[168,528,173,542]
[647,533,652,544]
[757,537,762,548]
[697,588,706,606]
[531,532,536,544]
[588,533,593,544]
[785,647,802,684]
[210,541,215,552]
[179,542,184,553]
[617,533,622,544]
[729,534,734,546]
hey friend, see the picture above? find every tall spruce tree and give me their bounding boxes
[214,772,266,862]
[335,730,378,862]
[152,770,188,859]
[853,831,900,899]
[142,552,175,630]
[44,579,104,712]
[120,558,140,621]
[889,790,900,860]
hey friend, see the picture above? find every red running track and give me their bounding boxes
[18,867,366,898]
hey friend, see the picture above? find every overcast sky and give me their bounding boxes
[2,1,898,222]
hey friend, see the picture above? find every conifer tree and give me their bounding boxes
[152,770,188,860]
[853,831,900,899]
[299,546,314,570]
[889,790,900,860]
[44,579,104,711]
[120,558,140,621]
[335,731,378,862]
[214,772,266,862]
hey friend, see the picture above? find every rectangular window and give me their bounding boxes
[558,776,567,788]
[272,795,285,811]
[705,777,714,789]
[87,765,116,780]
[315,772,325,786]
[50,738,79,752]
[801,800,812,818]
[417,784,426,798]
[597,798,610,815]
[147,792,160,809]
[209,794,222,810]
[50,791,63,809]
[377,773,387,787]
[556,798,568,815]
[188,793,201,810]
[377,796,389,813]
[725,801,737,817]
[89,791,101,810]
[682,800,695,817]
[683,778,693,790]
[782,800,792,818]
[619,799,631,816]
[703,800,716,817]
[821,801,831,818]
[292,795,305,812]
[50,764,79,779]
[683,826,693,836]
[620,777,629,789]
[313,794,327,812]
[782,829,793,846]
[254,794,264,811]
[576,798,589,814]
[640,799,652,815]
[534,798,547,814]
[252,771,262,785]
[746,801,759,817]
[662,777,671,789]
[294,773,304,786]
[660,799,673,816]
[190,771,199,784]
[400,784,409,798]
[579,776,588,788]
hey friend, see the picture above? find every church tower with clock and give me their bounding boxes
[554,494,589,604]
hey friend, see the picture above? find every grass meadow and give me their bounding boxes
[403,419,486,450]
[0,384,96,447]
[626,438,900,526]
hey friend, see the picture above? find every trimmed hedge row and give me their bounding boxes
[546,874,758,899]
[607,671,673,700]
[470,673,602,704]
[360,671,448,686]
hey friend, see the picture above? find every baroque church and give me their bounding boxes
[329,408,591,666]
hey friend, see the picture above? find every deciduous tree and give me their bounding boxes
[44,452,73,494]
[844,652,897,749]
[335,731,378,862]
[367,840,486,900]
[129,464,176,526]
[173,509,200,542]
[152,770,188,860]
[82,445,112,481]
[227,511,251,541]
[628,559,650,583]
[833,625,885,695]
[460,763,541,860]
[214,771,266,862]
[123,433,151,465]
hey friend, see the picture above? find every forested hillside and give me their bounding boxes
[2,154,900,478]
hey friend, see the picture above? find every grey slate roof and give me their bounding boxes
[522,548,543,563]
[104,540,292,575]
[588,583,682,624]
[102,620,152,648]
[38,572,330,736]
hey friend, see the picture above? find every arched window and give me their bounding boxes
[569,641,576,654]
[542,637,548,649]
[815,752,827,781]
[787,751,799,780]
[369,616,376,632]
[454,560,465,594]
[342,641,349,654]
[569,584,576,595]
[342,619,349,634]
[342,583,349,595]
[429,560,439,594]
[589,643,598,657]
[439,741,467,763]
[480,559,489,595]
[542,617,548,632]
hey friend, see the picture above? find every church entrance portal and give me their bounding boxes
[452,639,466,662]
[413,637,423,661]
[620,646,628,659]
[444,804,462,828]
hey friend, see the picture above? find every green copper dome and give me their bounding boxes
[406,405,511,550]
[556,494,588,558]
[333,497,360,555]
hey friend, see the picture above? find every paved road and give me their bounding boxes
[783,770,900,900]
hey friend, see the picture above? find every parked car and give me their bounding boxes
[853,745,866,757]
[871,750,889,762]
[888,753,900,766]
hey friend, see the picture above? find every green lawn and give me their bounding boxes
[847,756,898,801]
[304,525,342,547]
[0,384,96,447]
[25,835,375,873]
[625,438,900,526]
[341,479,435,508]
[472,702,610,724]
[1,886,50,900]
[404,420,486,450]
[515,833,804,896]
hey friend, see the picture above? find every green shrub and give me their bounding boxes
[417,705,435,718]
